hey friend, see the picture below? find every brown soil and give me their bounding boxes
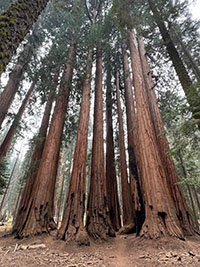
[0,229,200,266]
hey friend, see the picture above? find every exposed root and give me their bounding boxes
[119,223,136,235]
[76,228,90,246]
[87,221,115,241]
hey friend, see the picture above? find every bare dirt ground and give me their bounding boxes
[0,229,200,267]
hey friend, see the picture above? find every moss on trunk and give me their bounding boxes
[0,0,49,73]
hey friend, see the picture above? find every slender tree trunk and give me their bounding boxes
[0,41,36,129]
[12,184,23,225]
[0,154,19,216]
[106,65,121,232]
[128,29,184,239]
[122,45,145,234]
[0,64,23,128]
[186,185,199,229]
[0,81,35,160]
[192,185,200,213]
[178,151,199,229]
[86,47,115,240]
[12,90,53,233]
[116,72,134,233]
[170,26,200,80]
[14,42,76,238]
[138,36,197,236]
[147,0,200,123]
[56,166,66,227]
[0,0,49,74]
[57,49,93,244]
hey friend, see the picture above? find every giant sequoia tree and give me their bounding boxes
[13,90,54,233]
[116,71,135,232]
[57,48,93,243]
[14,42,76,237]
[128,29,195,239]
[86,47,114,240]
[105,51,121,232]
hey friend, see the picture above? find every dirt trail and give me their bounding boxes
[104,236,132,267]
[0,230,200,266]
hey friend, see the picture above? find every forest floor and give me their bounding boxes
[0,227,200,266]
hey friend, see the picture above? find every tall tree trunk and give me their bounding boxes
[12,184,23,225]
[12,90,53,233]
[128,29,184,239]
[147,0,200,123]
[56,165,66,227]
[86,47,114,240]
[138,36,197,236]
[0,154,19,216]
[106,64,121,232]
[57,49,93,244]
[0,41,36,129]
[122,45,145,234]
[192,185,200,213]
[0,0,49,74]
[14,42,76,238]
[178,151,199,229]
[0,81,35,160]
[170,26,200,80]
[116,72,134,233]
[0,64,23,128]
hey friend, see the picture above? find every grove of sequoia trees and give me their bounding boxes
[0,0,200,243]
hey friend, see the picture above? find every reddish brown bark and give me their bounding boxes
[14,42,76,238]
[0,64,23,128]
[128,29,184,239]
[116,72,134,232]
[12,90,53,233]
[57,49,93,244]
[106,67,121,232]
[137,37,197,236]
[86,47,114,240]
[0,81,35,160]
[122,45,145,234]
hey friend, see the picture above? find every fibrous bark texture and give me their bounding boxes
[14,43,75,238]
[0,81,35,159]
[0,64,23,128]
[128,29,184,239]
[86,47,115,240]
[137,37,197,236]
[57,49,93,244]
[0,0,49,74]
[122,45,145,234]
[106,66,121,232]
[147,0,200,122]
[116,72,134,233]
[12,91,53,233]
